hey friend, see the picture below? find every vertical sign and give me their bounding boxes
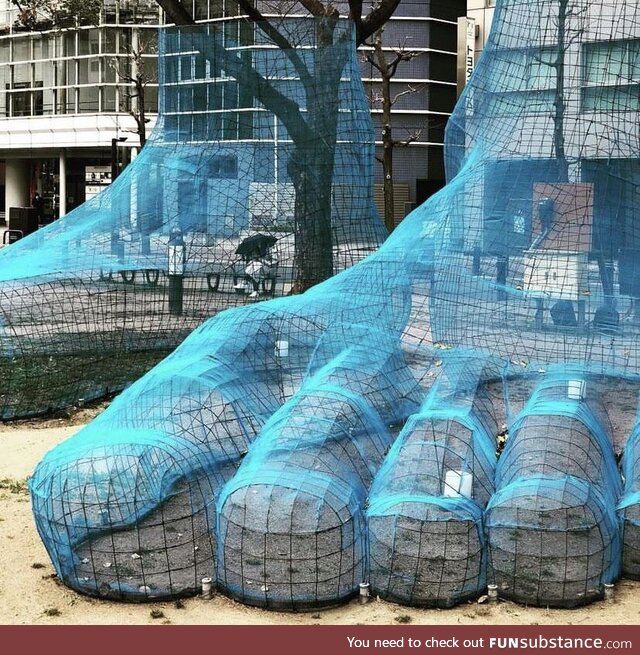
[457,17,476,99]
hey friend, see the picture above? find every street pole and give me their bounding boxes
[110,137,128,261]
[168,227,185,315]
[111,136,128,182]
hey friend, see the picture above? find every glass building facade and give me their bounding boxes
[0,0,464,224]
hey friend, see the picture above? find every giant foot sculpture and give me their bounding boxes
[32,0,640,608]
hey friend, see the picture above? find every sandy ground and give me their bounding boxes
[0,405,639,626]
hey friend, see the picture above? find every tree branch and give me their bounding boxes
[390,84,419,107]
[10,0,26,14]
[358,0,401,45]
[388,48,420,77]
[363,48,384,75]
[179,29,311,145]
[236,1,314,91]
[364,30,421,79]
[298,0,336,17]
[392,127,422,148]
[154,0,195,25]
[348,0,363,26]
[151,2,311,146]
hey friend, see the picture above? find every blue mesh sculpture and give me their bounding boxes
[367,354,499,607]
[31,0,640,608]
[487,374,622,606]
[0,18,384,418]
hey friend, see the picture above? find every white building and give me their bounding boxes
[0,0,163,221]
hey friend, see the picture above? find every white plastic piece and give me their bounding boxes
[567,379,586,400]
[444,470,473,499]
[488,584,498,602]
[275,339,289,358]
[359,582,370,604]
[201,576,213,599]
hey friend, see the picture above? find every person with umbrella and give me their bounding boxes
[235,233,278,298]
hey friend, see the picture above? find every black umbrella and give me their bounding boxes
[235,233,278,258]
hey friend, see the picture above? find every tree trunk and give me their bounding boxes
[290,26,349,292]
[138,80,147,147]
[554,0,569,183]
[381,122,395,231]
[380,62,394,231]
[289,142,335,292]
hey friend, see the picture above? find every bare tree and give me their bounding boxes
[364,27,423,231]
[10,0,101,30]
[154,0,401,292]
[127,46,152,148]
[111,32,157,148]
[534,1,613,297]
[543,0,588,182]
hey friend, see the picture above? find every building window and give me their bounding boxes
[7,81,29,116]
[583,39,640,111]
[479,46,556,115]
[79,86,99,112]
[103,84,116,111]
[2,27,157,117]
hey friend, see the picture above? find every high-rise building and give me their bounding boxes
[0,1,466,225]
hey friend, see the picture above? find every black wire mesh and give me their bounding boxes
[0,17,384,418]
[30,1,640,609]
[487,377,622,607]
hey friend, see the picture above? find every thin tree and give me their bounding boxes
[541,0,588,182]
[364,27,424,231]
[154,0,401,292]
[111,32,157,148]
[549,0,571,183]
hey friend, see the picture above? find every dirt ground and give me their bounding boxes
[0,404,639,625]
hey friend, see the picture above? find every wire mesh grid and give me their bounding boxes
[29,1,640,608]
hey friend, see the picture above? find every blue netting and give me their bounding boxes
[487,374,622,606]
[367,354,500,607]
[216,326,421,608]
[31,1,640,608]
[0,17,384,418]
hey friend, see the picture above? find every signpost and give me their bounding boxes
[457,17,476,99]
